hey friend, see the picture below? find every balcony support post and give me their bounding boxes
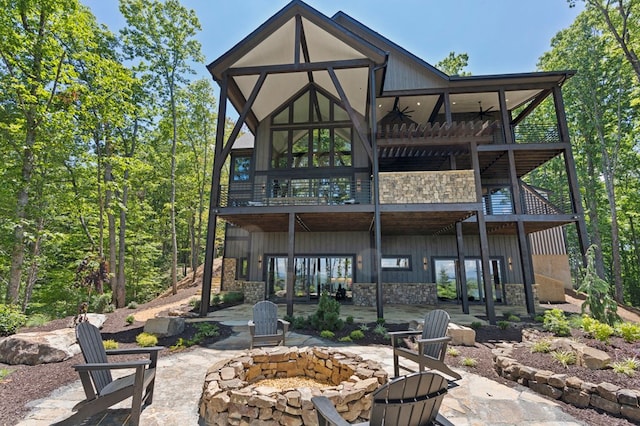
[455,222,469,314]
[286,212,295,317]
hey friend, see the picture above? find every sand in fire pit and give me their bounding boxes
[252,376,332,391]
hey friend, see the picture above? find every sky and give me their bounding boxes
[84,0,584,99]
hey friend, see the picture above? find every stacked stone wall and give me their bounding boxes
[222,258,237,291]
[379,170,476,204]
[352,283,437,306]
[504,283,538,306]
[234,281,265,305]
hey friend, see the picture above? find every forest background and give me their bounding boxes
[1,0,640,322]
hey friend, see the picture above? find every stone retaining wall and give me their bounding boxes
[504,283,539,306]
[222,258,236,290]
[352,283,437,306]
[379,170,476,204]
[232,281,265,305]
[492,345,640,423]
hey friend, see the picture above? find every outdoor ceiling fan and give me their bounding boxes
[476,101,494,119]
[387,97,414,121]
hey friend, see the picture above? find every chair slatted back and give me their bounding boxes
[76,321,112,394]
[253,300,278,336]
[369,371,448,426]
[421,310,450,359]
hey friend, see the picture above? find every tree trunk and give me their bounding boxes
[170,89,178,295]
[585,155,606,279]
[105,147,117,297]
[22,216,45,312]
[600,147,624,303]
[8,123,36,303]
[115,177,128,308]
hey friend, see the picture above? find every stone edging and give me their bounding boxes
[492,344,640,423]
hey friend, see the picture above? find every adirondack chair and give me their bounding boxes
[54,321,163,426]
[248,300,290,349]
[312,371,454,426]
[389,309,462,381]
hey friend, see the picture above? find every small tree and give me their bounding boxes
[577,245,620,326]
[74,255,109,323]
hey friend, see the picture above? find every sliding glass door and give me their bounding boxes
[435,258,504,303]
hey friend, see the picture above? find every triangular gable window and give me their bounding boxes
[271,86,348,125]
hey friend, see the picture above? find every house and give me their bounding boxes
[200,0,588,324]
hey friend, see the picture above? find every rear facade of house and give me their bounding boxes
[201,1,589,323]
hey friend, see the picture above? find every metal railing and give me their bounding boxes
[482,183,572,216]
[513,123,560,144]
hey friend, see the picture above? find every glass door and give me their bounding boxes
[434,258,504,303]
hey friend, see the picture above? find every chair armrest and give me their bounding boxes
[415,336,452,345]
[277,319,290,334]
[389,329,422,347]
[106,347,163,356]
[248,320,255,336]
[74,359,151,372]
[311,396,350,426]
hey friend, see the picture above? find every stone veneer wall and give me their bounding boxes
[222,258,237,290]
[504,283,538,306]
[234,281,266,305]
[493,344,640,424]
[353,283,437,306]
[379,170,476,204]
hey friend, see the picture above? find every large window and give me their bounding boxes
[266,256,353,300]
[231,154,252,181]
[270,87,352,169]
[434,258,504,302]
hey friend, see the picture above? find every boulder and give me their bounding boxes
[144,316,185,337]
[0,313,106,365]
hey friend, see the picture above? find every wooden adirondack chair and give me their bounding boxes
[312,371,454,426]
[389,309,462,381]
[54,321,163,426]
[248,300,290,349]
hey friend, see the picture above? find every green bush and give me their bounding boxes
[0,368,12,381]
[309,292,344,332]
[497,320,510,330]
[190,298,201,312]
[542,308,571,337]
[591,322,614,343]
[0,305,27,336]
[127,301,139,309]
[577,245,620,326]
[551,350,576,368]
[222,292,244,304]
[292,316,307,329]
[103,303,115,313]
[376,318,386,325]
[126,315,135,325]
[373,324,387,336]
[338,336,352,342]
[90,294,112,314]
[469,321,482,330]
[212,294,221,305]
[136,332,158,347]
[103,339,119,350]
[359,324,369,332]
[194,322,219,340]
[611,358,639,377]
[320,330,335,339]
[349,330,365,340]
[617,322,640,343]
[345,315,354,324]
[530,339,552,353]
[507,315,520,322]
[534,315,545,323]
[25,313,50,328]
[461,357,478,367]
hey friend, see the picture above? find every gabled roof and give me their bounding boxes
[207,0,387,133]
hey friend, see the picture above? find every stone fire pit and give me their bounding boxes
[199,346,388,425]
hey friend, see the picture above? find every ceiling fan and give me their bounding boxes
[476,101,494,119]
[387,97,414,122]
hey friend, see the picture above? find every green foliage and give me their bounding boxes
[190,298,201,312]
[577,245,620,326]
[376,318,386,325]
[103,339,119,350]
[0,305,27,336]
[507,315,520,322]
[320,330,335,339]
[103,303,115,313]
[126,315,135,325]
[211,294,221,305]
[531,339,552,354]
[127,301,139,309]
[497,320,510,330]
[291,316,307,329]
[136,332,158,347]
[25,313,50,328]
[542,309,571,337]
[0,368,13,382]
[170,338,188,351]
[338,336,352,342]
[349,330,365,340]
[359,324,369,332]
[221,292,244,304]
[534,315,545,323]
[345,316,354,325]
[611,358,639,377]
[447,347,460,357]
[591,322,615,342]
[309,293,344,332]
[551,350,577,368]
[90,294,113,314]
[373,324,387,336]
[461,357,478,367]
[616,322,640,343]
[469,321,482,330]
[193,322,219,340]
[435,51,471,76]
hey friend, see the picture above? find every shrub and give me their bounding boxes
[551,350,576,368]
[345,316,354,325]
[127,301,139,309]
[461,357,478,367]
[469,321,482,330]
[577,245,619,326]
[0,304,27,336]
[580,315,598,334]
[376,318,386,325]
[497,320,510,330]
[309,293,344,332]
[0,368,12,381]
[136,332,158,347]
[359,324,370,332]
[125,315,135,325]
[292,316,307,329]
[103,339,119,350]
[222,292,244,304]
[507,315,520,322]
[320,330,335,339]
[338,336,352,342]
[194,322,219,340]
[617,322,640,343]
[447,347,460,357]
[542,309,571,337]
[170,338,189,351]
[349,330,365,340]
[534,315,545,323]
[591,322,615,343]
[189,298,201,312]
[212,294,221,305]
[373,324,387,336]
[530,339,552,354]
[25,313,50,328]
[90,294,112,314]
[611,358,639,377]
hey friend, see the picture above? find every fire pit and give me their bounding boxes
[199,346,388,425]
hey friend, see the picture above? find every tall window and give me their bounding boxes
[270,87,352,169]
[231,155,252,181]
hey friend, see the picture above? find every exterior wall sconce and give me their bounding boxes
[356,179,361,192]
[423,257,428,271]
[508,257,512,271]
[357,255,362,270]
[258,255,263,269]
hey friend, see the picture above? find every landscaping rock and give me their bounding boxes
[144,316,185,337]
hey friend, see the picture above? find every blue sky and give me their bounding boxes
[84,0,583,88]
